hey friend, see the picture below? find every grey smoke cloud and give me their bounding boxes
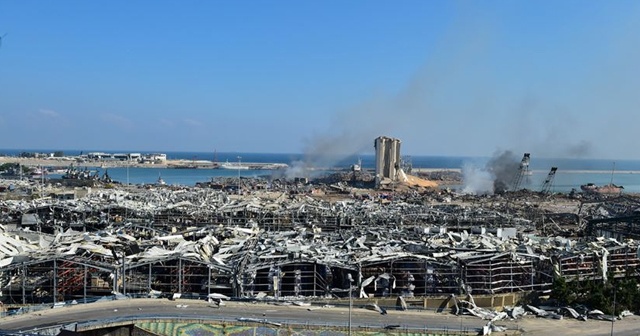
[295,9,490,173]
[297,2,639,168]
[563,140,592,158]
[461,163,493,195]
[506,97,594,159]
[462,150,523,195]
[295,78,425,174]
[486,150,521,194]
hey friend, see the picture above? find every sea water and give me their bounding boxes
[94,167,640,193]
[3,150,640,193]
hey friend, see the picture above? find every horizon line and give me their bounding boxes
[0,148,633,162]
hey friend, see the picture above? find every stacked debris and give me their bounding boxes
[415,170,463,184]
[0,177,638,306]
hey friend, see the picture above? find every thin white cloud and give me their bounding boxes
[102,113,133,129]
[184,118,203,127]
[38,109,60,118]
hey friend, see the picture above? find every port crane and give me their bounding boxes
[511,153,531,191]
[540,167,558,194]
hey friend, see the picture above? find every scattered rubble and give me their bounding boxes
[1,172,639,329]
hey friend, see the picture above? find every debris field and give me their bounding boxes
[1,174,639,311]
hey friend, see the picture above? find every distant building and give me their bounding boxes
[142,153,167,163]
[112,153,129,161]
[86,152,165,162]
[87,152,111,160]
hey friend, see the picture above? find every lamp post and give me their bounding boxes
[347,273,353,336]
[126,158,130,186]
[110,245,127,296]
[611,285,616,336]
[121,250,126,295]
[237,156,242,194]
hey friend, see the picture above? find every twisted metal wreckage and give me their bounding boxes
[0,178,640,313]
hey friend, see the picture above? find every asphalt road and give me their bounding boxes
[0,299,489,333]
[1,299,640,336]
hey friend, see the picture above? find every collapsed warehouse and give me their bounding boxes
[1,178,640,306]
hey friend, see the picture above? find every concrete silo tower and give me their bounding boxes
[374,136,402,188]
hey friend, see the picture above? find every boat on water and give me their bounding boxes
[219,161,250,170]
[29,167,47,179]
[156,173,166,186]
[580,162,624,195]
[580,183,624,195]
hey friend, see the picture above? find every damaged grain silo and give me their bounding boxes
[374,136,402,189]
[374,136,438,190]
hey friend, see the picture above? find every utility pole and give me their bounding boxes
[347,273,353,336]
[611,285,616,336]
[122,251,126,295]
[237,156,242,195]
[40,165,44,198]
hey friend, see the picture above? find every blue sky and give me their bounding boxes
[1,1,639,159]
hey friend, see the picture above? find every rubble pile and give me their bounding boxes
[414,170,463,183]
[451,292,636,335]
[0,178,638,310]
[312,170,375,185]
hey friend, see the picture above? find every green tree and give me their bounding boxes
[551,275,640,315]
[0,162,15,171]
[551,277,571,306]
[587,282,610,314]
[610,278,640,314]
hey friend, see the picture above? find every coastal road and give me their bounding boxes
[0,299,484,333]
[2,299,640,336]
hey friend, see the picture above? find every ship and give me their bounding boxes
[580,183,624,195]
[156,173,166,186]
[580,162,623,195]
[29,167,47,179]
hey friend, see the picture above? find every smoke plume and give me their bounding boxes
[462,150,522,195]
[461,163,494,195]
[285,84,427,178]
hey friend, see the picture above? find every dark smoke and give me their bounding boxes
[284,130,375,179]
[563,140,593,158]
[288,75,429,178]
[486,150,521,194]
[289,7,491,177]
[462,150,522,195]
